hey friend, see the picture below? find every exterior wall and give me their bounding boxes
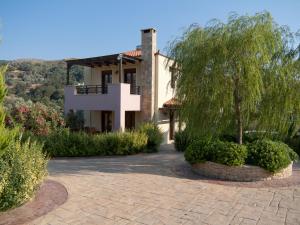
[155,55,175,109]
[65,83,141,131]
[154,54,178,144]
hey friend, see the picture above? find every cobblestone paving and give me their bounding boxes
[30,145,300,225]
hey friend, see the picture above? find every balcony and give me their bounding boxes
[64,83,141,112]
[75,85,141,95]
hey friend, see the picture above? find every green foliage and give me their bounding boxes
[0,65,7,124]
[284,143,299,162]
[212,141,248,166]
[286,134,300,155]
[184,138,296,171]
[247,139,292,172]
[0,63,47,211]
[185,139,247,166]
[65,110,84,131]
[8,102,64,135]
[138,123,163,152]
[184,139,213,164]
[27,128,148,157]
[168,12,300,144]
[174,129,192,152]
[4,60,84,111]
[0,137,47,211]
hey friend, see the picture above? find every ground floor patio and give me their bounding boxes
[15,145,300,225]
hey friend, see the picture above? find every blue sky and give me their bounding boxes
[0,0,299,60]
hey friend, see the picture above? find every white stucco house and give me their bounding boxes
[64,28,179,143]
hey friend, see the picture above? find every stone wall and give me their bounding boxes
[192,161,293,182]
[140,28,157,121]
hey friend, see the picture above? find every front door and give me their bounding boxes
[102,70,112,93]
[125,111,135,130]
[101,111,112,132]
[124,69,136,94]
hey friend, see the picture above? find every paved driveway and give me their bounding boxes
[30,145,300,225]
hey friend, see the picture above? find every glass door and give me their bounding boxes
[124,69,136,94]
[101,70,112,93]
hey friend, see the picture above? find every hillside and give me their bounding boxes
[0,59,84,112]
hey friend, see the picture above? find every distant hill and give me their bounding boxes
[1,59,84,112]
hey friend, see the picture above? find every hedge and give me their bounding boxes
[33,128,149,157]
[184,138,298,172]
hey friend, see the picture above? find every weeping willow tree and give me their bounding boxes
[0,65,7,123]
[168,12,300,144]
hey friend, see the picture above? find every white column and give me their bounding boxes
[114,109,125,132]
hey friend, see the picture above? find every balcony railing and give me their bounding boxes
[75,85,107,94]
[130,85,141,95]
[75,85,141,95]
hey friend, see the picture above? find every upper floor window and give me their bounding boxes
[124,69,136,86]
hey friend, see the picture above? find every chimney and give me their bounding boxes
[140,28,157,121]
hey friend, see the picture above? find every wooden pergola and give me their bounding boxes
[160,98,181,140]
[65,54,142,85]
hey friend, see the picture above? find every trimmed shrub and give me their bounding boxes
[247,139,292,172]
[174,130,192,152]
[184,139,213,164]
[0,137,47,211]
[276,142,298,162]
[212,141,248,166]
[30,128,148,157]
[287,136,300,156]
[138,123,163,152]
[185,139,247,166]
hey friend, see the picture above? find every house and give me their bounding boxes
[64,28,180,143]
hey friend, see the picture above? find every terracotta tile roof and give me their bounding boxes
[163,98,181,108]
[123,49,142,57]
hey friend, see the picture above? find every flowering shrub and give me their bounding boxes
[8,102,64,135]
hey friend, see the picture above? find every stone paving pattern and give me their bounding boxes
[29,145,300,225]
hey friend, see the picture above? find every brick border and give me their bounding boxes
[172,162,300,188]
[192,161,292,182]
[0,179,68,225]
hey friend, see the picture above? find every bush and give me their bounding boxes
[184,139,213,164]
[138,123,163,152]
[212,141,248,166]
[8,102,64,135]
[65,110,84,131]
[0,136,47,211]
[174,130,192,152]
[185,139,247,166]
[247,139,292,172]
[273,141,299,162]
[287,136,300,156]
[30,128,148,157]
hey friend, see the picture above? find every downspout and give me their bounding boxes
[117,54,123,83]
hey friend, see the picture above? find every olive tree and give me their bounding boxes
[168,12,300,144]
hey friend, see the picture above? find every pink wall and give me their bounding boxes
[64,83,141,131]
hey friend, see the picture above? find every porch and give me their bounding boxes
[83,110,140,132]
[65,83,141,131]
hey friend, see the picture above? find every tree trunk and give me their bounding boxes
[234,77,243,145]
